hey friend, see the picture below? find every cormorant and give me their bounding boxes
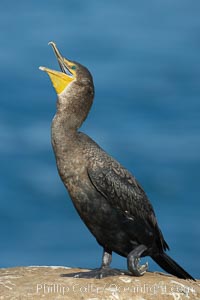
[39,42,194,280]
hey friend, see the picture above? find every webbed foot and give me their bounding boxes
[61,267,129,279]
[127,244,148,276]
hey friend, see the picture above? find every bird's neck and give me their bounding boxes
[51,81,94,154]
[51,111,83,184]
[51,111,79,152]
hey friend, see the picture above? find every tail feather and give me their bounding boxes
[152,253,195,280]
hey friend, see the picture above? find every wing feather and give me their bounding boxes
[87,148,169,251]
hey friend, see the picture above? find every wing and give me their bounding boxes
[87,148,169,251]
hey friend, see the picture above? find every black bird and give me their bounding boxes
[39,42,194,280]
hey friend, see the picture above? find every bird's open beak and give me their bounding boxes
[39,42,75,95]
[48,42,74,76]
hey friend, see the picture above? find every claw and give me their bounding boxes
[138,261,148,275]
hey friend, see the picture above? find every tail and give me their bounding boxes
[152,252,195,280]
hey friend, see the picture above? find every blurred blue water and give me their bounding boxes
[0,1,199,278]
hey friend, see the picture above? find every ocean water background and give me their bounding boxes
[0,1,199,278]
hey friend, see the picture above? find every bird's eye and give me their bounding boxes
[71,65,76,70]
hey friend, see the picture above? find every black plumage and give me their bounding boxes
[40,42,194,280]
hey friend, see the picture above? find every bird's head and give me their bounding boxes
[39,41,94,97]
[39,42,94,128]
